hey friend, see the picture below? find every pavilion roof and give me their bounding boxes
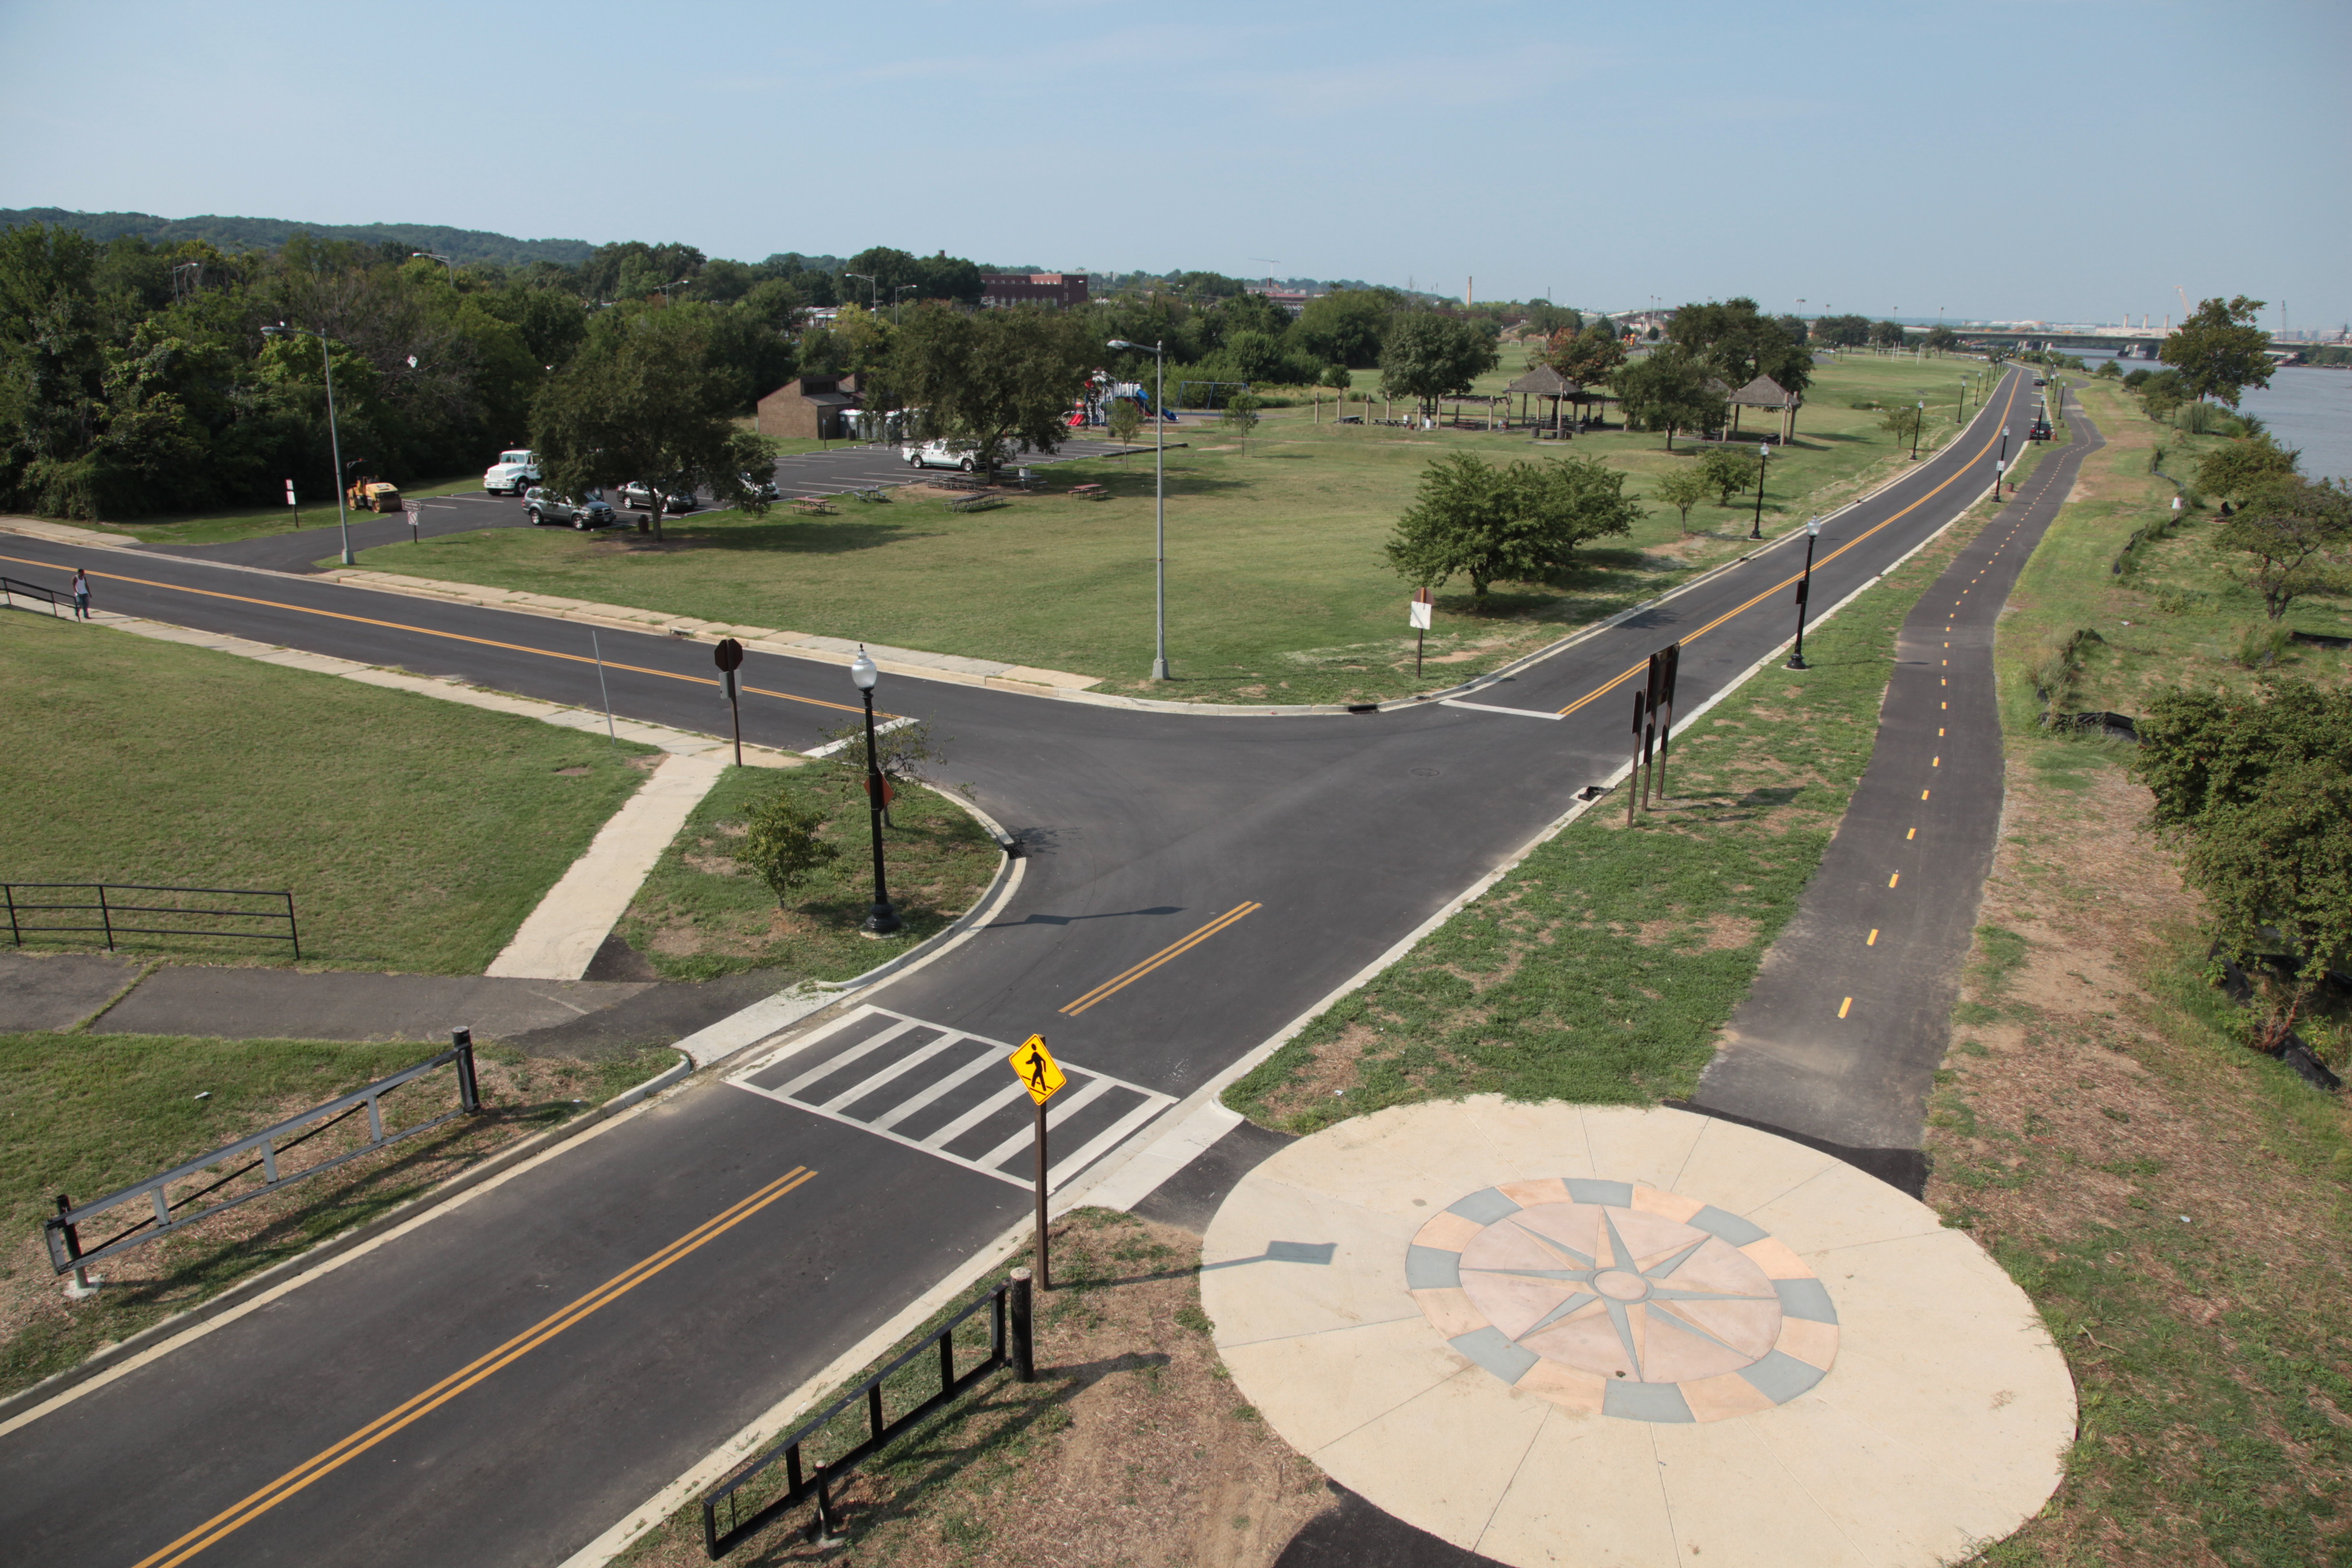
[1730,374,1796,407]
[1505,364,1579,396]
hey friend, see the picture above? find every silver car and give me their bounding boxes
[523,488,617,529]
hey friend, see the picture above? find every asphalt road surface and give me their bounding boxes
[0,370,2037,1568]
[1694,378,2100,1167]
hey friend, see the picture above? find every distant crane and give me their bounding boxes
[2176,285,2193,322]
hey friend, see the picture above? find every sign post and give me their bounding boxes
[284,479,299,533]
[1007,1034,1066,1288]
[1408,588,1433,677]
[713,638,745,766]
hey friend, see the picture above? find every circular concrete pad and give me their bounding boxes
[1201,1099,2074,1567]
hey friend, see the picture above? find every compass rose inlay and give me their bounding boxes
[1406,1179,1840,1423]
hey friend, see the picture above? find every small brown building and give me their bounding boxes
[979,273,1090,310]
[756,374,865,440]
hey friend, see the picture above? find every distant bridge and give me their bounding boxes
[1957,328,2310,363]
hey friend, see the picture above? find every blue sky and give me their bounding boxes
[5,0,2346,326]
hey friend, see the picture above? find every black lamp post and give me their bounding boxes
[1787,515,1823,669]
[1910,400,1924,460]
[1748,442,1770,539]
[849,648,901,936]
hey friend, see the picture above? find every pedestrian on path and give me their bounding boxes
[71,567,91,619]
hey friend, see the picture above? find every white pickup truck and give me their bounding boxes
[483,448,542,495]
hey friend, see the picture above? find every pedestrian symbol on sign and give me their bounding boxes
[1008,1035,1065,1104]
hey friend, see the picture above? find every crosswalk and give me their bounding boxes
[728,1007,1175,1190]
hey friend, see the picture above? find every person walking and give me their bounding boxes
[70,567,91,620]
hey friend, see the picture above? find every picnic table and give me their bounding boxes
[1068,483,1107,501]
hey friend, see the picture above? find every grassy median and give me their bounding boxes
[0,612,656,972]
[352,357,2007,706]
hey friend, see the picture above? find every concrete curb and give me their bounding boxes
[0,1050,692,1434]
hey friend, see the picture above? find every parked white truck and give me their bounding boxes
[483,448,541,495]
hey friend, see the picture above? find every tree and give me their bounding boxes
[1652,466,1712,532]
[740,789,839,905]
[1546,325,1627,388]
[1220,389,1261,455]
[1921,326,1959,355]
[1696,447,1755,506]
[530,305,769,540]
[2212,477,2352,621]
[2093,359,2123,380]
[2194,434,2298,504]
[1810,314,1870,348]
[1667,297,1811,395]
[1521,300,1582,337]
[2161,295,2273,409]
[1378,312,1499,419]
[1289,288,1396,368]
[1878,403,1925,449]
[1104,394,1144,447]
[1384,451,1641,609]
[1868,320,1907,349]
[889,303,1096,473]
[1612,345,1724,451]
[2134,680,2352,1041]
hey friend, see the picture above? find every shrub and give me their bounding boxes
[740,790,839,904]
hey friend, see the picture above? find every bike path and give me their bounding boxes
[1693,378,2100,1157]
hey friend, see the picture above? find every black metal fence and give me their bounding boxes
[4,881,300,958]
[703,1271,1034,1556]
[47,1031,482,1279]
[1,575,67,615]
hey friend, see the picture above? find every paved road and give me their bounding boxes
[0,371,2036,1568]
[1693,378,2099,1162]
[150,438,1152,575]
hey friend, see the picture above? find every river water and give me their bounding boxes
[2074,348,2351,483]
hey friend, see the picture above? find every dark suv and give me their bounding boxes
[523,488,618,529]
[619,480,699,514]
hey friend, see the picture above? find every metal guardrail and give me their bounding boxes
[702,1271,1034,1555]
[3,881,299,957]
[46,1032,482,1278]
[1,575,67,615]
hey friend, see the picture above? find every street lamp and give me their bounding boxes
[849,648,902,936]
[260,323,355,566]
[894,284,917,323]
[844,272,880,312]
[1787,516,1823,669]
[1749,442,1770,540]
[411,251,455,280]
[1911,400,1924,460]
[1108,338,1170,680]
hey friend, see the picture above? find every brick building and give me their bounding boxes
[979,273,1090,310]
[755,374,864,440]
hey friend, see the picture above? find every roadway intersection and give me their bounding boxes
[0,370,2038,1566]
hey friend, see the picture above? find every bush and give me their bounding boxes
[2233,623,2294,670]
[1695,447,1755,505]
[740,789,839,904]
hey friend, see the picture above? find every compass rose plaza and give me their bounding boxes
[1200,1099,2074,1567]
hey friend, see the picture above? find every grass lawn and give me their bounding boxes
[0,612,657,973]
[83,472,489,546]
[0,1029,674,1398]
[1224,481,1990,1129]
[350,357,2005,707]
[614,762,1001,982]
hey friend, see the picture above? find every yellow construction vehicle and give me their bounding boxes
[346,476,404,512]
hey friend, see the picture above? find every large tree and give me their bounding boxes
[2212,477,2352,621]
[889,302,1096,473]
[1384,450,1640,609]
[1291,288,1397,369]
[530,304,769,539]
[1810,314,1870,348]
[1544,324,1627,388]
[1667,297,1812,395]
[1378,312,1499,418]
[1612,345,1724,451]
[2195,434,2299,505]
[2161,295,2274,408]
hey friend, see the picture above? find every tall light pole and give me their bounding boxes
[1911,400,1925,460]
[1749,442,1770,540]
[845,272,879,313]
[1787,515,1823,669]
[411,251,456,280]
[261,323,355,566]
[849,648,901,936]
[1109,338,1170,679]
[894,284,916,323]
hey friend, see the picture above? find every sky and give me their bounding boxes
[5,0,2347,327]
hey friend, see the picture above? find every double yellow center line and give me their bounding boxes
[0,554,873,718]
[1551,375,2023,719]
[1060,902,1262,1016]
[130,1165,820,1568]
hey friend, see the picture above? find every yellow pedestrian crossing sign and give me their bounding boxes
[1008,1035,1065,1104]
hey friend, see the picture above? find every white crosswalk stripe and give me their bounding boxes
[729,1005,1175,1190]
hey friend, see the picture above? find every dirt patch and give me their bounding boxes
[618,1211,1330,1568]
[1927,745,2352,1563]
